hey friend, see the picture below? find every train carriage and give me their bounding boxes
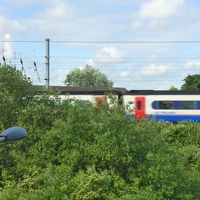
[124,90,200,122]
[42,86,200,122]
[48,86,126,107]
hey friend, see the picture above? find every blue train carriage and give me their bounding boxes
[123,90,200,122]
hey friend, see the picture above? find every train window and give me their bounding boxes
[137,101,142,110]
[80,100,91,105]
[152,101,200,110]
[152,101,173,109]
[159,101,173,109]
[179,101,197,109]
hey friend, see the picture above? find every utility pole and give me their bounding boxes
[45,38,50,87]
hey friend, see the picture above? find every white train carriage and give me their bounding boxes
[46,87,200,122]
[49,86,126,107]
[123,91,200,122]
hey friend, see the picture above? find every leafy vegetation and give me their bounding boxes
[169,85,178,91]
[1,65,200,199]
[1,100,200,199]
[181,74,200,91]
[0,65,35,128]
[169,74,200,91]
[64,65,113,88]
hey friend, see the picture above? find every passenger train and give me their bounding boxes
[48,86,200,122]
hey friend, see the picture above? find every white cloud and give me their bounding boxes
[51,68,69,86]
[180,60,200,77]
[18,0,131,41]
[20,1,76,35]
[147,20,164,29]
[184,60,200,69]
[0,15,25,33]
[141,64,172,76]
[85,58,96,67]
[85,47,124,68]
[120,71,129,77]
[138,0,184,20]
[96,47,123,60]
[4,0,36,5]
[13,21,26,32]
[40,1,74,20]
[0,16,6,31]
[131,20,143,29]
[133,0,184,29]
[0,34,13,59]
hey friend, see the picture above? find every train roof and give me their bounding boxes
[34,86,200,95]
[35,85,127,95]
[125,90,200,95]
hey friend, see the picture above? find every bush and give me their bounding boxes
[1,100,200,199]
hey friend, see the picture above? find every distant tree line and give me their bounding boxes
[63,64,200,91]
[170,74,200,91]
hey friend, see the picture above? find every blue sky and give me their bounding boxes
[1,0,200,90]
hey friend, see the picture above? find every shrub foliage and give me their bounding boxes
[0,99,200,199]
[1,66,200,199]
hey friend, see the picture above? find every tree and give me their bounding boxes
[181,74,200,91]
[169,85,178,91]
[64,65,113,88]
[0,65,35,128]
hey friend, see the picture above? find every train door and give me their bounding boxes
[96,96,107,108]
[135,97,146,120]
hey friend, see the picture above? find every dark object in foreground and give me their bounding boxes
[0,127,27,142]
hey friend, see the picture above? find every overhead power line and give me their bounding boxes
[50,56,200,59]
[0,40,44,43]
[51,40,200,44]
[1,40,200,44]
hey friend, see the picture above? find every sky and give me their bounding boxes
[1,0,200,90]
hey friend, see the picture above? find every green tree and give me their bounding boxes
[0,65,34,128]
[64,65,113,88]
[169,85,178,91]
[181,74,200,91]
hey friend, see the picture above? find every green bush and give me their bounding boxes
[1,100,200,199]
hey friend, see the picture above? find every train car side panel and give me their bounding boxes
[146,95,200,122]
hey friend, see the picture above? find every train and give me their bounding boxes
[123,90,200,122]
[47,86,200,122]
